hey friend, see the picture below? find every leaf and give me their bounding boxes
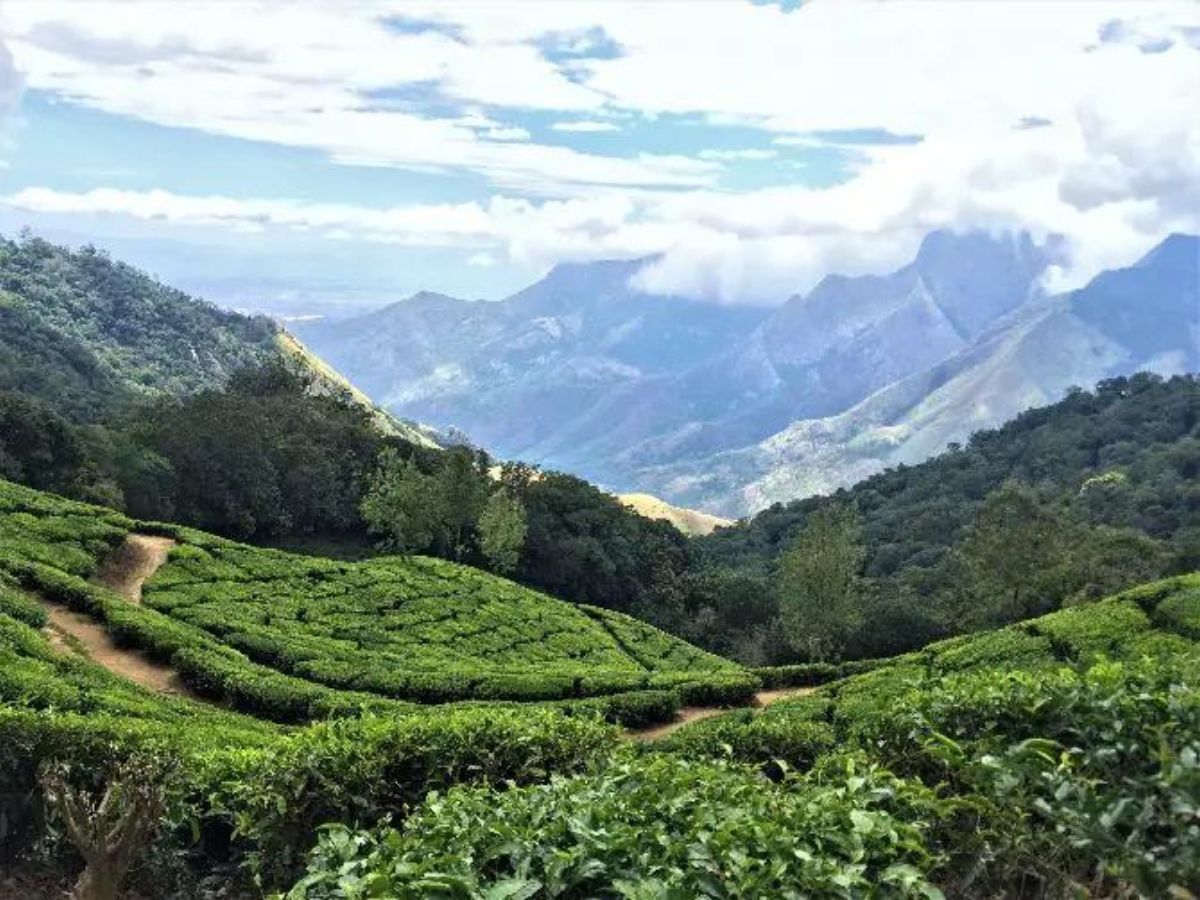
[485,878,543,900]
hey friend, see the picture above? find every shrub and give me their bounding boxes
[565,689,679,728]
[200,708,616,886]
[284,754,946,899]
[0,583,46,628]
[661,706,836,774]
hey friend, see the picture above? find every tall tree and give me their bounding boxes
[776,503,866,662]
[478,489,527,574]
[360,450,444,553]
[956,481,1080,624]
[434,446,491,560]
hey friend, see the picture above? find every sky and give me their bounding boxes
[0,1,1198,319]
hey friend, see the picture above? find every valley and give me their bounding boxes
[297,231,1199,516]
[2,5,1198,896]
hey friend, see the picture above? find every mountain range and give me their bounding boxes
[296,231,1200,517]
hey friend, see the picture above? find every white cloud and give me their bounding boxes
[551,120,621,133]
[698,148,777,162]
[0,2,715,195]
[0,2,1197,302]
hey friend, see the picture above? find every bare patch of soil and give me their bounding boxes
[31,533,199,698]
[754,686,817,706]
[626,706,730,742]
[38,600,192,696]
[625,685,820,741]
[93,534,175,603]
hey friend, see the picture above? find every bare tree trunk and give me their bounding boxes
[72,859,121,900]
[39,758,170,900]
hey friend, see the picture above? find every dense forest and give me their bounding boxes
[0,231,278,421]
[679,373,1199,663]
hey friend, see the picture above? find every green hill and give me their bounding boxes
[0,233,278,420]
[1,471,1195,897]
[0,477,750,723]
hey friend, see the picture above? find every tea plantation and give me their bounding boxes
[1,476,1197,897]
[288,576,1200,899]
[0,478,753,726]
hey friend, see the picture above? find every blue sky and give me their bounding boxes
[0,2,1197,318]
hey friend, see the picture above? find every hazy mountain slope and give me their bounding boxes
[517,230,1053,486]
[296,260,767,462]
[652,233,1199,516]
[298,231,1051,492]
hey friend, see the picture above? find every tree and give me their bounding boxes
[478,488,527,574]
[40,756,175,900]
[776,503,866,662]
[434,446,490,560]
[360,450,444,553]
[956,481,1080,624]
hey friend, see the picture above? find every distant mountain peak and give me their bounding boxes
[1133,232,1199,269]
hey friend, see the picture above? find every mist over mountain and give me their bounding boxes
[297,230,1198,516]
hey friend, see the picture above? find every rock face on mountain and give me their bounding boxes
[294,259,768,460]
[297,231,1198,517]
[641,233,1200,515]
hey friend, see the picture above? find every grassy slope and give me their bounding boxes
[663,572,1200,760]
[0,478,749,720]
[618,492,732,536]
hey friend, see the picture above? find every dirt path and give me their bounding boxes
[93,534,175,603]
[40,603,192,695]
[626,686,818,742]
[36,533,194,697]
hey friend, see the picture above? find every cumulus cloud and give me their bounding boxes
[551,120,621,133]
[0,2,1197,302]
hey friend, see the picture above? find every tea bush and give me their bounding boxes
[286,754,947,900]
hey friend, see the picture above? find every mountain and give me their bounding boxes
[541,230,1052,480]
[651,233,1199,515]
[296,230,1053,495]
[0,232,435,447]
[294,258,768,465]
[617,492,731,536]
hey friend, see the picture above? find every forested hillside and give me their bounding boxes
[0,232,278,420]
[678,373,1200,663]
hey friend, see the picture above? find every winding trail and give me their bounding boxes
[38,533,193,697]
[93,534,176,603]
[626,686,817,741]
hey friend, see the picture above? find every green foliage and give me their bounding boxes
[0,581,47,628]
[954,481,1083,624]
[361,449,445,553]
[202,708,615,886]
[127,362,389,538]
[286,754,946,900]
[1151,581,1200,639]
[477,488,527,574]
[776,502,866,661]
[0,232,277,422]
[695,374,1200,663]
[871,659,1200,896]
[511,470,693,627]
